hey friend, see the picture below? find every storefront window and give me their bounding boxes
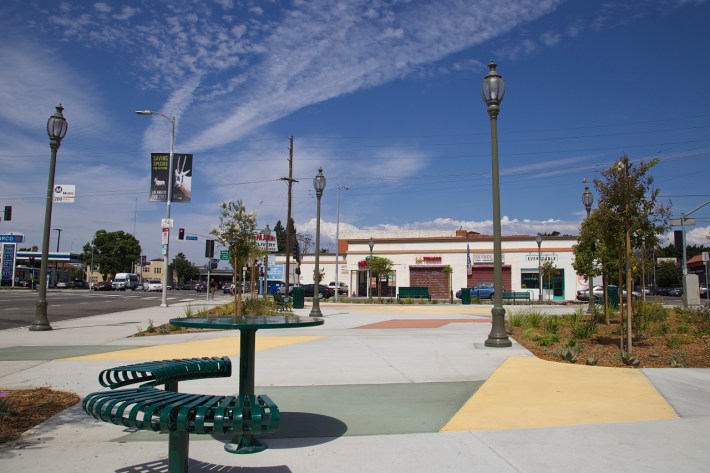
[521,272,540,289]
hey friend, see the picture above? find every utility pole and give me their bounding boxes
[281,136,298,293]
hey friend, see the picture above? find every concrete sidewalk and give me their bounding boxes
[1,298,709,472]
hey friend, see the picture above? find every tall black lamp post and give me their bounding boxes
[482,62,511,347]
[310,168,326,317]
[368,237,374,302]
[536,234,543,303]
[31,104,68,331]
[582,178,595,314]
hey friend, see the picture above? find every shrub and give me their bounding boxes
[670,350,687,368]
[571,319,597,340]
[508,312,525,328]
[633,302,669,338]
[543,316,560,335]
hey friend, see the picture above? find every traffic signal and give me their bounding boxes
[205,239,215,258]
[3,206,10,221]
[178,228,185,240]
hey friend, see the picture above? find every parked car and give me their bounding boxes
[279,283,297,295]
[669,286,683,297]
[328,281,348,295]
[292,284,333,299]
[144,279,162,292]
[576,285,605,302]
[194,282,207,292]
[700,284,708,297]
[72,280,87,289]
[455,282,495,300]
[223,283,235,294]
[56,281,68,289]
[91,281,114,291]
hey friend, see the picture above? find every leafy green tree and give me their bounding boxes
[575,156,670,353]
[369,256,394,303]
[172,252,199,284]
[273,220,285,254]
[656,262,682,287]
[211,200,258,316]
[82,230,141,281]
[540,260,558,302]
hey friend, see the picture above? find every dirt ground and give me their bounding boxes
[512,311,710,368]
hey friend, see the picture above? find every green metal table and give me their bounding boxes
[168,315,323,453]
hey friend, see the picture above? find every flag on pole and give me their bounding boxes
[466,242,472,276]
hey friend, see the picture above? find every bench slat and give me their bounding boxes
[98,356,232,389]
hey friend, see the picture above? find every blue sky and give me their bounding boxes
[1,0,709,266]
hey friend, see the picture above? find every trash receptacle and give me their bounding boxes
[460,288,471,305]
[292,286,304,309]
[607,286,619,308]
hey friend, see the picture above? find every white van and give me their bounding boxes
[112,273,140,291]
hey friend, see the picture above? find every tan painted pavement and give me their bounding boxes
[442,356,678,431]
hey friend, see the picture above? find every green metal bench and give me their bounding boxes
[502,291,532,305]
[397,286,431,301]
[272,291,292,311]
[82,357,279,473]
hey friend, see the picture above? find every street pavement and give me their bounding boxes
[0,297,709,472]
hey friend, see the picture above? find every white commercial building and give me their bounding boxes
[276,229,585,301]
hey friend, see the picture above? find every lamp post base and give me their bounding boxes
[484,307,511,347]
[30,301,52,331]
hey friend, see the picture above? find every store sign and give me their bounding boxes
[525,253,557,263]
[255,232,278,252]
[472,254,504,264]
[415,256,442,264]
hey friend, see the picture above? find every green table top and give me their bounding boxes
[169,315,324,330]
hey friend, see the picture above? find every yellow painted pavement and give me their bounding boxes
[441,356,678,431]
[64,335,324,361]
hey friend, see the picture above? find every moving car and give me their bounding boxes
[112,273,140,291]
[194,282,207,292]
[144,279,162,292]
[455,282,495,300]
[91,281,114,291]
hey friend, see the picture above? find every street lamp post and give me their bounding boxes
[135,110,175,307]
[335,185,349,302]
[582,178,595,315]
[482,62,511,348]
[263,225,271,299]
[368,237,374,302]
[310,168,326,317]
[52,228,62,288]
[31,104,68,331]
[536,234,543,303]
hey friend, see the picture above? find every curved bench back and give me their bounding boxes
[99,356,232,389]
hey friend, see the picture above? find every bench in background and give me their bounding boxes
[397,286,431,301]
[502,291,532,305]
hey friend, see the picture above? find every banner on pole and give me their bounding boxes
[150,153,192,203]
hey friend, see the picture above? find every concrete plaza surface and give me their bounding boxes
[1,297,709,472]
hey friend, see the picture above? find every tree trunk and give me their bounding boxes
[626,228,633,354]
[602,273,609,325]
[618,271,624,351]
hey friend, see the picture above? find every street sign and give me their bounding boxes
[670,218,696,226]
[220,250,229,261]
[0,234,24,243]
[53,184,75,204]
[186,236,198,241]
[161,228,169,244]
[161,244,168,255]
[161,219,174,228]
